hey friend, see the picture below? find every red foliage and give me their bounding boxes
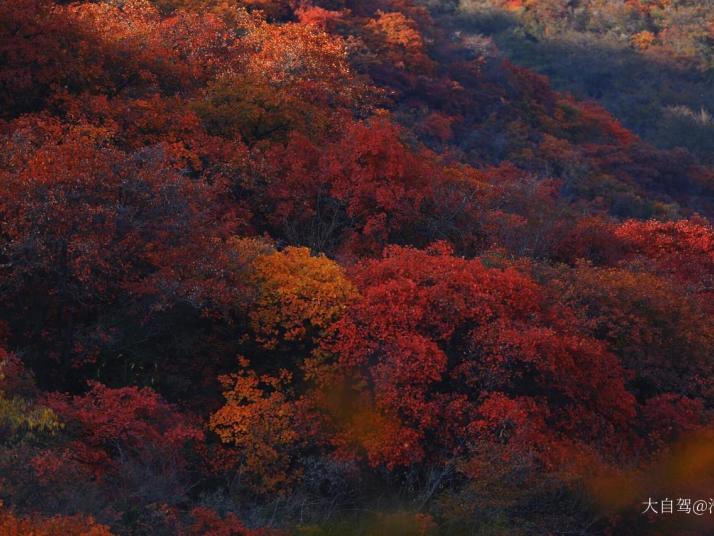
[0,116,245,368]
[554,216,624,265]
[549,262,714,401]
[0,0,241,116]
[187,507,283,536]
[0,509,113,536]
[307,243,635,469]
[0,0,712,532]
[46,382,202,475]
[641,394,705,445]
[296,6,347,30]
[615,219,714,294]
[419,112,460,143]
[258,117,484,255]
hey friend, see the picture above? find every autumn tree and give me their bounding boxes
[248,247,357,350]
[0,0,243,116]
[305,243,635,471]
[1,0,712,532]
[253,117,486,255]
[210,360,302,495]
[0,116,244,389]
[549,263,714,401]
[0,350,67,519]
[209,248,357,493]
[0,509,113,536]
[614,219,714,299]
[46,382,202,474]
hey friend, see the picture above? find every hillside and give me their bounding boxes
[0,0,713,534]
[429,0,714,162]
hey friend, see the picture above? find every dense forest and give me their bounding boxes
[0,0,713,534]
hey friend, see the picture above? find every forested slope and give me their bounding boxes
[428,0,714,162]
[0,1,713,534]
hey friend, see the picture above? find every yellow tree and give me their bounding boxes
[209,360,300,494]
[248,247,357,349]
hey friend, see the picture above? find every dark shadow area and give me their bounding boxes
[433,5,714,164]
